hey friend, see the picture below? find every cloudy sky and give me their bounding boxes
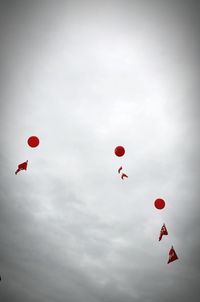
[0,0,200,301]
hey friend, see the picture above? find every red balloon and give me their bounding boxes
[115,146,125,157]
[27,136,40,148]
[154,198,165,210]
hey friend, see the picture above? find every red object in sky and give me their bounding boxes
[118,166,123,174]
[115,146,125,157]
[121,173,128,180]
[27,136,40,148]
[15,160,28,175]
[154,198,165,209]
[167,246,178,264]
[159,223,168,241]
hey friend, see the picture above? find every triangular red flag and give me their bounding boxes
[159,223,168,241]
[167,246,178,264]
[15,160,28,175]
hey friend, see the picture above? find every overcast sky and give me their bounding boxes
[0,1,200,301]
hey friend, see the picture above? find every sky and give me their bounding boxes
[0,0,200,301]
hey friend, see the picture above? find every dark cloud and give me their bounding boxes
[0,1,200,301]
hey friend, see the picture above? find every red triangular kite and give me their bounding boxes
[167,246,178,264]
[159,223,168,241]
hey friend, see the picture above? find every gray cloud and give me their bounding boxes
[0,0,200,301]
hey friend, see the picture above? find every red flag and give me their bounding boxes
[118,166,122,174]
[15,160,28,175]
[159,223,168,241]
[121,173,128,179]
[167,246,178,264]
